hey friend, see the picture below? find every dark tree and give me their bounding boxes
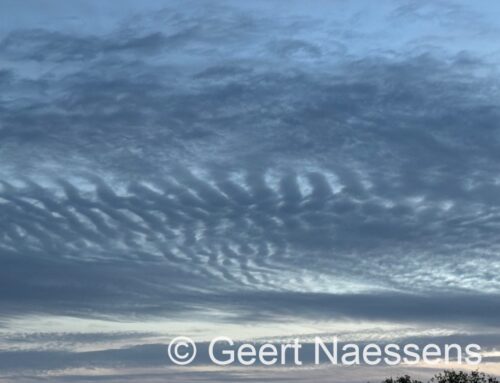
[379,371,499,383]
[432,371,499,383]
[381,375,423,383]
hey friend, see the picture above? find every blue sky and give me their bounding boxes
[1,0,500,381]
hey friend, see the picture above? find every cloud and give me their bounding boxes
[1,0,500,381]
[0,331,498,374]
[2,173,500,328]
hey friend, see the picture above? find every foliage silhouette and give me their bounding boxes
[380,371,498,383]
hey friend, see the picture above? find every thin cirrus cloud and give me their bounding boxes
[1,0,500,381]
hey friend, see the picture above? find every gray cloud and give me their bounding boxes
[1,0,500,381]
[1,174,500,327]
[0,331,498,374]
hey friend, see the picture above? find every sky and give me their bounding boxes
[1,0,500,382]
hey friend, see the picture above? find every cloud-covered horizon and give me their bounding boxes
[1,0,500,381]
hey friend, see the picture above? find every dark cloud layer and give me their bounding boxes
[0,331,497,373]
[1,174,500,325]
[1,0,500,381]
